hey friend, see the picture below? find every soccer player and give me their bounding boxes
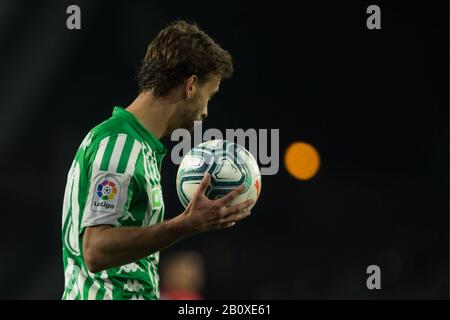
[61,20,253,300]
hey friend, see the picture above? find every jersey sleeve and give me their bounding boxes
[80,133,142,230]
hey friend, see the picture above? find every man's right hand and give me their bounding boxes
[179,173,254,234]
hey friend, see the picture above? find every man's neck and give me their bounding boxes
[125,91,178,139]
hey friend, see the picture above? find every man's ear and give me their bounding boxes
[185,75,198,99]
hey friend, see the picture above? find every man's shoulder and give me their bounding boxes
[88,116,143,148]
[78,116,146,167]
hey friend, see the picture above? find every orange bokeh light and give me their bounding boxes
[284,142,320,180]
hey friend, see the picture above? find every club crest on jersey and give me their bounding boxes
[151,186,163,209]
[92,176,120,211]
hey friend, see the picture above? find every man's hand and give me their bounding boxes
[179,173,254,233]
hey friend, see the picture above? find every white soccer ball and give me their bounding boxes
[176,140,262,210]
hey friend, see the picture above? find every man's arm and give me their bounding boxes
[82,173,253,273]
[83,217,191,273]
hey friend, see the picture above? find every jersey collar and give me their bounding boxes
[112,106,167,155]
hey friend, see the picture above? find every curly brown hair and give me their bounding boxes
[137,20,234,96]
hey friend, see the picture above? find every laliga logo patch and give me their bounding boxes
[97,180,117,200]
[92,177,120,211]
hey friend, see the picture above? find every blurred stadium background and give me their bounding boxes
[0,0,448,299]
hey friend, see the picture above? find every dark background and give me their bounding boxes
[0,0,448,299]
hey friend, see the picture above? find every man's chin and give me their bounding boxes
[187,120,202,132]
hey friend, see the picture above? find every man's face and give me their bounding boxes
[177,75,221,131]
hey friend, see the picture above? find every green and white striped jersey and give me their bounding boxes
[61,106,167,300]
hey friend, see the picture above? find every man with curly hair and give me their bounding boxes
[61,20,253,300]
